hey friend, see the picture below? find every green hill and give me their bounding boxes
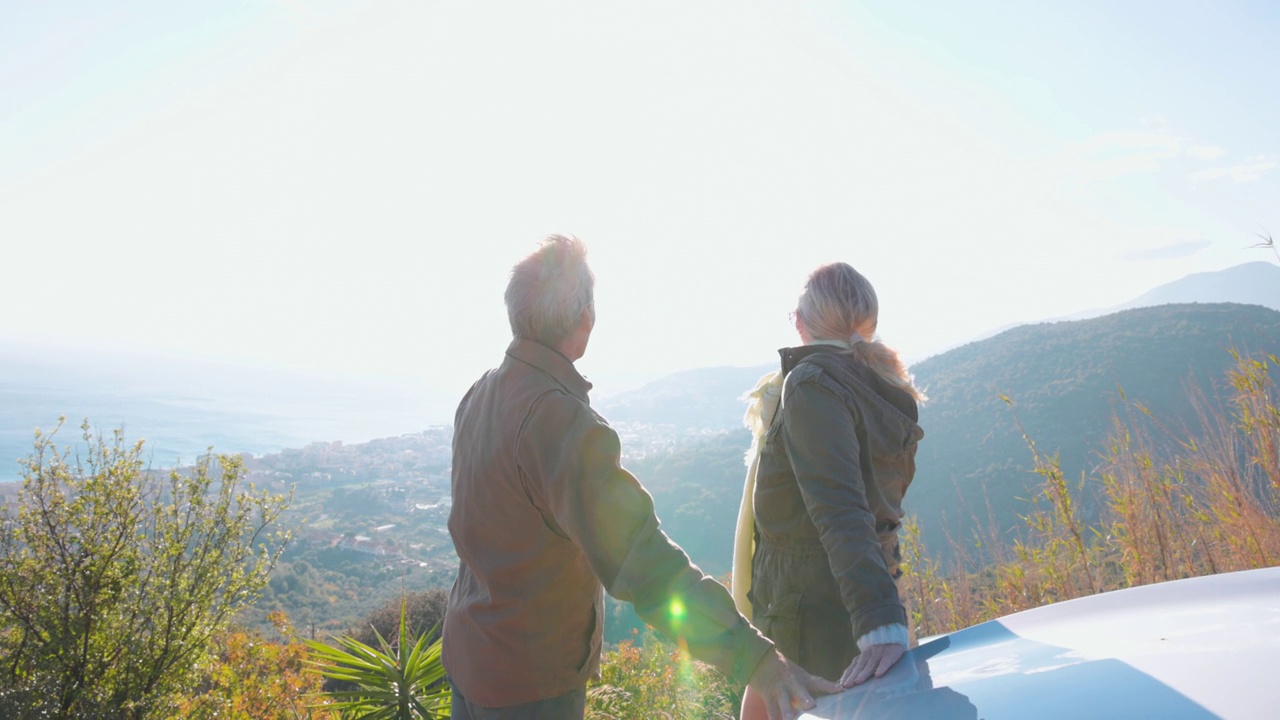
[625,303,1280,577]
[229,302,1280,641]
[909,302,1280,563]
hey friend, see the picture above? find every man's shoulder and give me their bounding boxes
[515,387,621,469]
[458,357,610,441]
[454,370,493,424]
[527,385,607,430]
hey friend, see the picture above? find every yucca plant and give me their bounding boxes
[305,602,450,719]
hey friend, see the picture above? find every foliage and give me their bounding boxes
[910,302,1280,564]
[305,602,450,719]
[0,420,291,719]
[252,545,452,641]
[249,306,1280,647]
[171,611,329,720]
[346,589,447,653]
[902,349,1280,639]
[588,629,738,720]
[322,589,448,698]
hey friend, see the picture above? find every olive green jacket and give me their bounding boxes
[753,344,924,643]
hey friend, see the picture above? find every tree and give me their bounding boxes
[0,420,292,719]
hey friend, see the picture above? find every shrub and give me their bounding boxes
[171,611,329,720]
[0,421,292,719]
[305,602,450,720]
[902,350,1280,639]
[588,629,738,720]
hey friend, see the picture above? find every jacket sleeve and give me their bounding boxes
[779,370,906,642]
[517,391,774,686]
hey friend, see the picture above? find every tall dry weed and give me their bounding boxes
[902,350,1280,638]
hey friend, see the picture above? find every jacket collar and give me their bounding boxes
[779,343,843,376]
[780,342,920,424]
[506,338,593,404]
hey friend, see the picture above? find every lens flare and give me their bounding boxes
[668,597,687,627]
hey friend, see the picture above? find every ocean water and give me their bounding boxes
[0,345,455,483]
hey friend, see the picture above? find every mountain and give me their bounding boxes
[598,264,1280,432]
[909,302,1280,562]
[599,302,1280,575]
[1050,261,1280,323]
[595,364,772,429]
[221,303,1280,639]
[1117,261,1280,312]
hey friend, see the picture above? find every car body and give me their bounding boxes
[800,567,1280,719]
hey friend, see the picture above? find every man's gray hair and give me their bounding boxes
[505,234,595,348]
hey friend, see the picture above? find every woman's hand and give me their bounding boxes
[840,643,906,687]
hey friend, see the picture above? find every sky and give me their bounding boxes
[3,0,1278,424]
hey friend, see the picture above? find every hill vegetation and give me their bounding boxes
[0,423,291,718]
[902,346,1280,638]
[594,302,1280,574]
[910,302,1280,562]
[231,301,1280,646]
[5,289,1280,715]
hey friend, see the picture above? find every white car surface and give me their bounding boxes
[800,567,1280,719]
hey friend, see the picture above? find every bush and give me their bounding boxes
[171,612,329,720]
[901,350,1280,639]
[588,629,738,720]
[0,421,292,719]
[305,602,450,719]
[349,589,448,650]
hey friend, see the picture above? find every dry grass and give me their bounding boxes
[901,350,1280,639]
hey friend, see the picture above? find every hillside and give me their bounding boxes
[598,302,1280,573]
[9,272,1280,641]
[9,303,1278,645]
[596,365,772,429]
[906,302,1280,561]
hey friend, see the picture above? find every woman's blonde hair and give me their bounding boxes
[796,262,925,401]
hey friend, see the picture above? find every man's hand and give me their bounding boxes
[840,643,906,687]
[748,649,842,720]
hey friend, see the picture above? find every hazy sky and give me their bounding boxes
[4,0,1278,407]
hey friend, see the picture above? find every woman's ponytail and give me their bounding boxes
[798,262,925,402]
[851,338,925,402]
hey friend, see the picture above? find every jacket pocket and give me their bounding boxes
[757,590,804,662]
[577,598,600,674]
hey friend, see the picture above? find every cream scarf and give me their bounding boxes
[730,369,784,617]
[731,341,852,617]
[731,342,911,650]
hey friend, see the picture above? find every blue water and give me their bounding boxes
[0,346,455,483]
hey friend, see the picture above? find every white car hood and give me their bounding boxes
[800,567,1280,719]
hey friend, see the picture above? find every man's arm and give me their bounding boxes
[517,391,771,682]
[519,392,841,715]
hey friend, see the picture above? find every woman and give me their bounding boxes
[733,262,925,718]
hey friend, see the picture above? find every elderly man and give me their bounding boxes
[443,235,837,719]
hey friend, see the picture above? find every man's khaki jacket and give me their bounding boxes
[442,339,772,708]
